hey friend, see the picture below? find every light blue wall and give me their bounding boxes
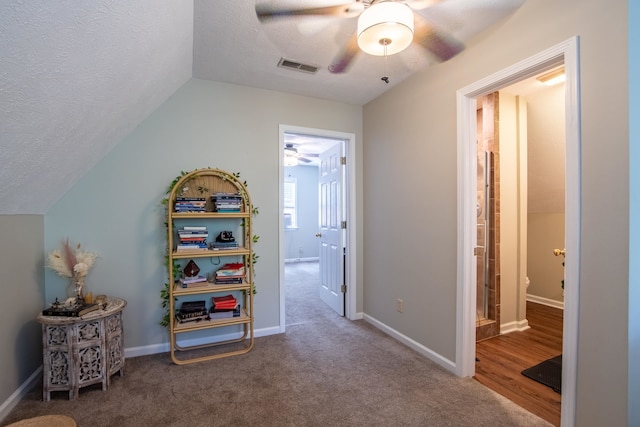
[44,78,362,352]
[629,0,639,423]
[284,165,319,261]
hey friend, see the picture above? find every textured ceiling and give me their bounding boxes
[0,0,525,215]
[0,1,194,214]
[193,0,525,106]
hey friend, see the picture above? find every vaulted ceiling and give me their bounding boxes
[0,0,524,214]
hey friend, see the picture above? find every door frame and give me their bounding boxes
[456,37,581,426]
[278,124,358,332]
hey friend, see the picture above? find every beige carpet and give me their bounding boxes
[2,262,551,426]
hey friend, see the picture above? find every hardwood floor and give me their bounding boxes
[474,302,563,426]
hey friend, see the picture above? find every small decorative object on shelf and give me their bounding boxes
[47,239,98,303]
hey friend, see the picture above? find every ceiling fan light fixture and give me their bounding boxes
[284,156,298,167]
[357,2,414,56]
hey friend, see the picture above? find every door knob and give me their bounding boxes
[315,233,322,237]
[553,248,566,257]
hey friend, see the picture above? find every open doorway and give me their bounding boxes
[473,74,567,426]
[278,125,357,333]
[456,37,581,427]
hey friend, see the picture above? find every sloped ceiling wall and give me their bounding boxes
[0,0,194,214]
[0,0,525,215]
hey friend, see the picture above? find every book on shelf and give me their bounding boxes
[180,281,209,289]
[175,198,206,206]
[42,303,99,317]
[181,275,207,284]
[211,192,243,212]
[179,275,208,288]
[210,302,239,312]
[214,277,244,285]
[181,226,207,231]
[211,242,239,250]
[178,232,208,237]
[177,309,209,318]
[216,263,245,275]
[178,239,207,244]
[178,228,208,234]
[209,304,241,319]
[214,262,245,284]
[176,244,209,252]
[212,294,237,310]
[176,197,207,202]
[180,300,207,312]
[175,312,209,323]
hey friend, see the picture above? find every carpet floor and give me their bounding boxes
[2,262,551,426]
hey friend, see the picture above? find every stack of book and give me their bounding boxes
[209,294,241,319]
[211,192,243,212]
[42,301,99,317]
[174,197,207,213]
[209,304,241,319]
[211,240,239,250]
[214,263,245,284]
[179,275,208,288]
[175,300,209,323]
[177,226,208,251]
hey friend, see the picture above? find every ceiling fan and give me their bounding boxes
[284,143,318,164]
[255,0,464,74]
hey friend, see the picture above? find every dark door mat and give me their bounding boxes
[521,354,562,393]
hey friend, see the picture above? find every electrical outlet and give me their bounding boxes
[396,298,404,313]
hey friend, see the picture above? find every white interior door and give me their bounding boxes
[318,142,345,316]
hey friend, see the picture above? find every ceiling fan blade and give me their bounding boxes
[328,32,359,74]
[405,0,443,11]
[256,3,356,21]
[298,157,313,163]
[413,16,465,62]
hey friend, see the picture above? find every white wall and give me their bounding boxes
[527,213,565,303]
[497,91,527,329]
[526,83,566,305]
[44,79,363,352]
[363,0,629,424]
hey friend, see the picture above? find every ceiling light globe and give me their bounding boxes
[357,2,414,56]
[284,156,298,167]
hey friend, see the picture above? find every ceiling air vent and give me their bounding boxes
[277,57,319,74]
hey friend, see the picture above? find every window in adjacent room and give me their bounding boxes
[284,177,297,229]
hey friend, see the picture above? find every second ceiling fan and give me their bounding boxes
[284,143,318,164]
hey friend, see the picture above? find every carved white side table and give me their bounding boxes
[36,297,126,401]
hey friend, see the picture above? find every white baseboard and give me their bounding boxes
[363,314,456,374]
[284,257,319,263]
[527,294,564,310]
[0,366,42,423]
[500,319,530,334]
[124,325,282,359]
